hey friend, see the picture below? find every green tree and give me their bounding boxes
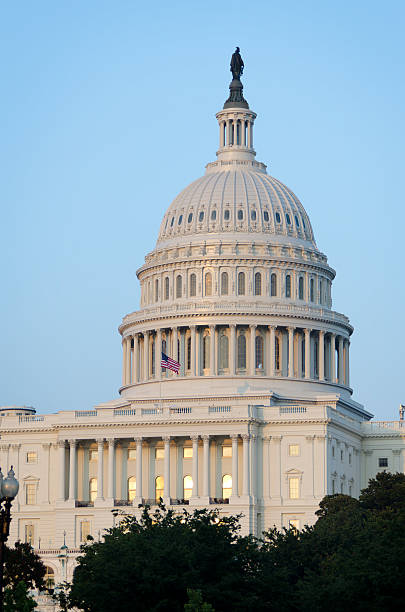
[4,541,45,591]
[4,580,37,612]
[184,589,215,611]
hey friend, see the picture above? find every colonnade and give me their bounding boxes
[122,325,350,388]
[219,117,254,149]
[57,434,255,504]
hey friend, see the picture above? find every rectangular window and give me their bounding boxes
[155,448,164,460]
[89,449,98,461]
[332,446,335,458]
[340,450,344,461]
[25,484,37,505]
[378,457,388,468]
[289,477,300,499]
[349,453,352,465]
[289,519,300,531]
[26,451,37,464]
[222,446,232,458]
[25,524,34,545]
[183,447,193,459]
[128,449,136,460]
[80,520,91,542]
[289,444,300,457]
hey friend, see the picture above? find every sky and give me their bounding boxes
[1,1,404,419]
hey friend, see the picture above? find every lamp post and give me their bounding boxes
[0,466,19,612]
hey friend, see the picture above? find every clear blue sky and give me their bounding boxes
[1,1,404,419]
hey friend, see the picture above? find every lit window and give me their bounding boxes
[198,211,204,222]
[289,445,300,457]
[379,457,388,468]
[237,334,246,369]
[275,336,280,370]
[238,272,245,296]
[222,446,232,458]
[89,449,98,461]
[289,477,300,499]
[224,209,230,221]
[128,448,136,460]
[89,478,97,502]
[44,566,55,590]
[275,212,281,223]
[237,209,243,220]
[26,452,37,464]
[190,273,196,297]
[183,447,193,459]
[222,474,232,499]
[26,484,37,505]
[80,520,91,542]
[25,524,34,545]
[155,447,164,460]
[255,335,263,369]
[183,475,193,499]
[205,272,212,296]
[128,476,136,501]
[188,212,193,223]
[289,519,300,531]
[176,275,182,299]
[155,476,164,502]
[254,272,262,296]
[221,272,228,295]
[271,273,277,297]
[263,210,269,222]
[211,210,217,221]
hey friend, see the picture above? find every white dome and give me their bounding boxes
[157,168,316,249]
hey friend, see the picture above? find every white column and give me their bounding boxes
[190,325,196,376]
[288,327,294,377]
[163,436,171,500]
[68,440,76,502]
[202,435,210,498]
[263,436,271,500]
[209,325,215,376]
[231,434,239,497]
[125,337,131,385]
[249,324,256,375]
[242,434,250,497]
[304,328,311,379]
[330,333,336,382]
[107,438,115,500]
[132,334,139,383]
[338,336,344,384]
[143,331,149,380]
[135,437,143,504]
[319,330,325,381]
[172,327,178,377]
[156,328,162,380]
[191,435,199,498]
[57,441,66,501]
[96,439,104,501]
[268,325,275,377]
[250,434,257,498]
[345,340,350,387]
[121,442,128,501]
[229,324,236,375]
[122,338,127,386]
[226,119,231,145]
[241,119,246,146]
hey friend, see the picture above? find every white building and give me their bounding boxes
[2,60,404,596]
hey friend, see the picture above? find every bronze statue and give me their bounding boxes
[230,47,244,80]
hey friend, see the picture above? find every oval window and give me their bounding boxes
[211,210,217,220]
[295,214,300,227]
[251,210,256,221]
[263,211,269,222]
[199,211,204,222]
[178,215,183,225]
[286,213,291,225]
[275,212,281,223]
[188,213,193,223]
[224,210,230,220]
[238,209,243,220]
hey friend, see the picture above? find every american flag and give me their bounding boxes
[161,352,180,374]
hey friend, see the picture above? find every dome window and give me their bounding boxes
[263,211,269,222]
[302,218,306,229]
[286,275,291,298]
[275,212,281,223]
[190,273,196,297]
[237,209,243,220]
[221,272,229,296]
[211,210,217,221]
[295,215,300,227]
[286,213,291,225]
[238,272,245,296]
[205,272,212,296]
[170,217,175,227]
[251,210,257,221]
[254,272,262,296]
[178,215,183,225]
[271,273,277,297]
[224,210,230,221]
[199,211,204,222]
[188,213,193,223]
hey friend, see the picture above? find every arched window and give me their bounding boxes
[286,275,291,298]
[211,209,217,221]
[219,333,229,370]
[155,476,164,502]
[237,209,243,220]
[255,335,264,369]
[221,272,228,295]
[237,334,246,369]
[187,336,191,370]
[224,209,230,221]
[271,273,277,297]
[310,278,314,302]
[275,337,280,370]
[298,277,304,300]
[44,566,55,591]
[263,210,269,222]
[183,475,193,500]
[164,277,169,300]
[222,474,232,499]
[198,211,204,222]
[151,337,155,375]
[128,476,136,502]
[205,272,212,296]
[176,275,182,299]
[155,279,159,302]
[89,478,97,502]
[251,209,257,221]
[238,272,245,296]
[190,273,196,297]
[203,335,210,369]
[254,272,262,296]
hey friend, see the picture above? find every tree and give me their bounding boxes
[184,589,215,611]
[358,471,405,511]
[68,503,261,612]
[4,580,37,612]
[4,542,45,591]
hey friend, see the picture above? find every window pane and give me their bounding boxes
[254,272,262,296]
[203,335,210,369]
[128,477,136,501]
[165,277,170,300]
[289,444,300,456]
[299,277,304,299]
[190,273,196,297]
[222,474,232,499]
[80,521,91,542]
[25,524,34,545]
[183,475,193,499]
[128,448,136,460]
[271,273,277,297]
[89,478,97,502]
[176,275,182,298]
[26,484,37,505]
[219,334,229,369]
[222,446,232,458]
[155,448,164,460]
[286,275,291,298]
[289,477,300,499]
[183,447,193,459]
[26,452,37,464]
[289,519,300,531]
[155,476,164,501]
[89,449,98,461]
[255,335,263,369]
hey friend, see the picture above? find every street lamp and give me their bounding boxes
[0,466,19,612]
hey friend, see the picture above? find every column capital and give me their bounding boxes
[96,438,105,445]
[287,326,295,332]
[304,328,311,336]
[305,435,315,442]
[68,439,76,447]
[56,440,66,448]
[318,329,325,338]
[230,434,240,441]
[0,444,10,451]
[229,322,236,329]
[106,438,115,446]
[162,435,171,443]
[42,443,51,450]
[268,324,276,331]
[272,435,282,443]
[392,449,402,455]
[263,435,272,442]
[241,433,250,441]
[202,434,210,442]
[134,436,143,444]
[249,323,256,330]
[11,444,21,450]
[191,434,200,443]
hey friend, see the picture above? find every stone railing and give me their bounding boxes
[363,421,405,432]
